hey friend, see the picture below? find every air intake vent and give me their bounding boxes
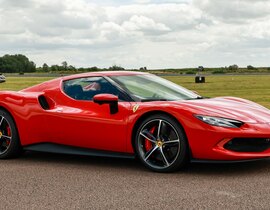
[38,95,50,110]
[224,138,270,152]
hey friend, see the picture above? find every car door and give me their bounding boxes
[45,76,132,153]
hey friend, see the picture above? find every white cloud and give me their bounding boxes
[193,0,270,22]
[122,15,171,34]
[0,0,270,68]
[134,0,151,4]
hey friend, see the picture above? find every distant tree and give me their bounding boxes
[247,65,256,70]
[139,67,147,71]
[42,63,49,72]
[62,61,68,71]
[78,67,86,72]
[51,65,59,72]
[0,54,36,73]
[68,65,76,71]
[198,66,204,71]
[36,67,43,72]
[29,61,36,72]
[109,65,125,71]
[88,66,99,71]
[228,64,238,71]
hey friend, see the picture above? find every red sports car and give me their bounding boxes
[0,71,270,172]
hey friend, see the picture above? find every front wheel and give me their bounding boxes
[135,114,188,172]
[0,110,21,159]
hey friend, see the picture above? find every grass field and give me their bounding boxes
[1,75,270,109]
[164,75,270,109]
[0,77,53,91]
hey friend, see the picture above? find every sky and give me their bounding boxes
[0,0,269,69]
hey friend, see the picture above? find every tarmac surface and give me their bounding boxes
[1,152,270,210]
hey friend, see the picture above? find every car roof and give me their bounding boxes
[62,71,148,81]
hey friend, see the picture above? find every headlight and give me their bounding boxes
[194,115,244,128]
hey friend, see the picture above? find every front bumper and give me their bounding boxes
[187,122,270,161]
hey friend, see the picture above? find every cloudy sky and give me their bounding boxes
[0,0,269,69]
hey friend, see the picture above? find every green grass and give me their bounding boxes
[1,75,270,109]
[0,77,53,91]
[164,75,270,108]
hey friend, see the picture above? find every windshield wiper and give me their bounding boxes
[141,98,168,102]
[186,96,207,100]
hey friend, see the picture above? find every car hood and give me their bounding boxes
[177,97,270,124]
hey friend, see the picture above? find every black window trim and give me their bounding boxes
[61,76,134,102]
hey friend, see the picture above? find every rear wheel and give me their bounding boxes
[0,110,21,159]
[135,114,188,172]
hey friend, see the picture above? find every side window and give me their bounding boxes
[63,76,126,101]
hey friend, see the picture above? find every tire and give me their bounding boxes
[134,114,188,172]
[0,110,21,159]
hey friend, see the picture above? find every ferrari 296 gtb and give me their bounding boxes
[0,71,270,172]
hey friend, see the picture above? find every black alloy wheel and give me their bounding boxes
[0,110,21,159]
[135,114,188,172]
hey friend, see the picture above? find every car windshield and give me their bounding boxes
[110,74,201,101]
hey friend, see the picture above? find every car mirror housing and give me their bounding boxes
[93,94,119,114]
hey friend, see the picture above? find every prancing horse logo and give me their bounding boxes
[133,104,139,113]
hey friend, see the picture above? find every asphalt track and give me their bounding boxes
[1,152,270,210]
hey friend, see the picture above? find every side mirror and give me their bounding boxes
[93,94,119,114]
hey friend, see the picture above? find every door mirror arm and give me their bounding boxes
[93,94,119,114]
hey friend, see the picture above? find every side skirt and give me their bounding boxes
[24,143,135,159]
[190,158,270,164]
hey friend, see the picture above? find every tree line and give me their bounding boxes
[0,54,36,73]
[0,54,269,74]
[38,62,128,72]
[0,54,131,73]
